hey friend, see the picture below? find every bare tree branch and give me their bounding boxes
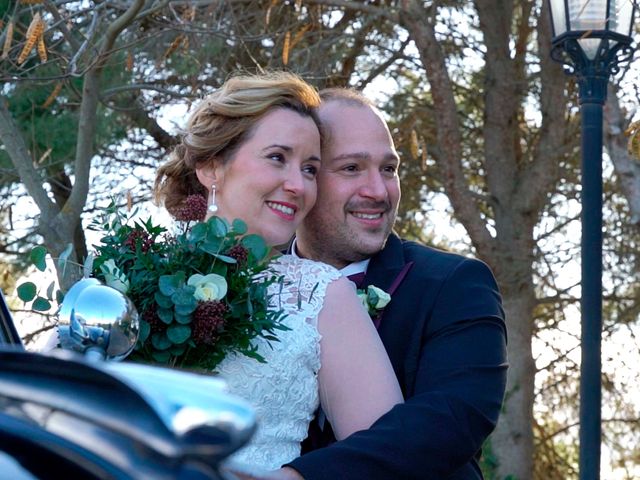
[605,84,640,226]
[0,101,55,218]
[400,1,494,254]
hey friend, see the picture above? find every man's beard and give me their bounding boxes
[299,203,396,267]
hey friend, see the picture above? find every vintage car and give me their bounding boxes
[0,281,256,480]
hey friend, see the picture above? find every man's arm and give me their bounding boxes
[286,258,508,480]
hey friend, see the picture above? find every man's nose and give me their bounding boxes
[359,170,388,201]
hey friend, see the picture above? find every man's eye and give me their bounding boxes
[383,165,397,175]
[303,164,318,176]
[342,164,358,172]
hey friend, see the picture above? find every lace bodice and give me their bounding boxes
[215,255,341,473]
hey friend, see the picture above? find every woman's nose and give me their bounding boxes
[283,170,305,196]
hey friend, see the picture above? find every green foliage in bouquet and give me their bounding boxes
[19,198,290,370]
[91,201,289,369]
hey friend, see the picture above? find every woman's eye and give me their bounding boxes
[268,153,285,162]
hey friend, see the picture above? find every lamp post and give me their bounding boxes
[547,1,636,479]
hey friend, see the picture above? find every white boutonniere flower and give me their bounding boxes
[358,285,391,317]
[188,273,228,301]
[100,259,130,294]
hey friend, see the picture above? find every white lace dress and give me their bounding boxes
[214,255,341,473]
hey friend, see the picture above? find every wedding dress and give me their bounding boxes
[214,254,341,473]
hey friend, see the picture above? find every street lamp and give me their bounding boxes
[547,1,636,479]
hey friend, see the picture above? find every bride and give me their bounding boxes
[154,72,402,476]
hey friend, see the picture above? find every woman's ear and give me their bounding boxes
[195,164,218,189]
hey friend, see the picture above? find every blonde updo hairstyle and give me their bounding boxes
[155,72,322,217]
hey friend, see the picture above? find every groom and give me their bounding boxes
[279,89,508,479]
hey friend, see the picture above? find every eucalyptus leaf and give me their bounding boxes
[17,282,37,302]
[188,222,208,243]
[232,218,248,235]
[32,296,52,311]
[241,234,269,261]
[200,239,223,255]
[45,281,55,301]
[174,313,192,324]
[167,324,191,344]
[154,291,173,309]
[175,301,198,316]
[30,246,48,272]
[212,253,237,264]
[151,333,172,350]
[159,273,184,296]
[207,216,229,238]
[171,287,198,311]
[157,308,174,324]
[138,320,151,343]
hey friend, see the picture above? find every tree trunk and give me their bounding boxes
[604,85,640,227]
[491,282,537,480]
[400,2,569,478]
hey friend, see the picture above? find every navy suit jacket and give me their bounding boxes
[288,233,508,479]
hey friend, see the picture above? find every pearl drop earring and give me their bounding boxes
[208,184,218,213]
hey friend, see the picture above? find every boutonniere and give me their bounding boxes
[354,262,414,329]
[357,285,391,318]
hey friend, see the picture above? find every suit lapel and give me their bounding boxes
[363,233,406,292]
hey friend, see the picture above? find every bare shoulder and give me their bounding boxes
[325,275,358,299]
[320,276,367,327]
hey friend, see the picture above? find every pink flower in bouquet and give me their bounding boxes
[193,301,229,346]
[174,194,207,222]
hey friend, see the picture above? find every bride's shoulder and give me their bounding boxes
[271,255,341,279]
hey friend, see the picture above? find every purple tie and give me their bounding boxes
[347,272,366,288]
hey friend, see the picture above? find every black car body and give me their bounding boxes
[0,289,255,479]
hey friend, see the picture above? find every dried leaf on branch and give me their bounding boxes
[282,31,291,65]
[625,120,640,161]
[17,12,45,65]
[1,21,13,59]
[161,34,186,63]
[37,35,47,62]
[42,83,63,109]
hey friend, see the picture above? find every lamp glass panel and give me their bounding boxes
[550,0,568,35]
[612,0,635,35]
[569,0,607,30]
[578,37,603,58]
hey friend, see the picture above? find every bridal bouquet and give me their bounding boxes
[20,196,289,370]
[93,197,289,369]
